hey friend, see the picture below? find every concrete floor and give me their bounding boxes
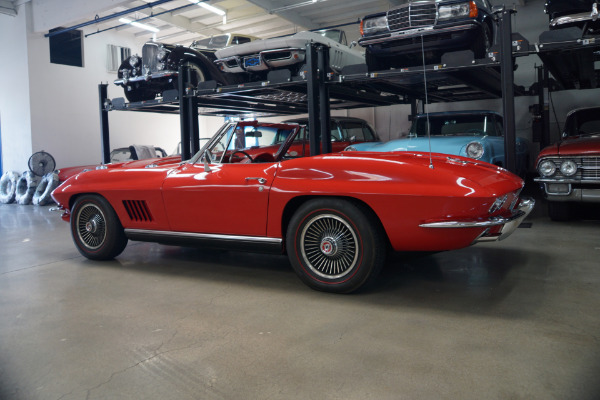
[1,195,599,400]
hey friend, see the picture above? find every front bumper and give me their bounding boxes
[216,48,305,73]
[550,4,599,28]
[114,70,178,86]
[534,178,600,202]
[359,22,480,53]
[419,197,535,243]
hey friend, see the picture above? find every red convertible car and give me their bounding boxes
[52,120,534,293]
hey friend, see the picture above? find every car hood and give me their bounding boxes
[351,136,489,154]
[216,31,362,58]
[538,135,600,158]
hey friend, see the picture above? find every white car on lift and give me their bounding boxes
[214,29,364,77]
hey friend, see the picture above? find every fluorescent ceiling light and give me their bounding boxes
[188,0,226,16]
[119,18,160,33]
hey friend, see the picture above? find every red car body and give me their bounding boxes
[535,107,600,220]
[52,120,533,293]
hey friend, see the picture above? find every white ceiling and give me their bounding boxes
[4,0,524,45]
[84,0,401,45]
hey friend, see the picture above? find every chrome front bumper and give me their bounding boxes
[358,23,476,47]
[419,197,535,242]
[114,70,178,86]
[216,48,305,73]
[534,178,600,202]
[550,4,599,28]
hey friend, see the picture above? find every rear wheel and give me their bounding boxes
[71,195,128,260]
[286,198,386,293]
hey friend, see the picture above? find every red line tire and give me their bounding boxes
[286,198,386,293]
[71,195,128,260]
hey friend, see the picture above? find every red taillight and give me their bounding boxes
[359,20,364,36]
[469,1,478,18]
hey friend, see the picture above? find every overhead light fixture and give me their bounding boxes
[119,18,160,33]
[188,0,226,16]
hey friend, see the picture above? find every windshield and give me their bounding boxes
[410,114,500,137]
[565,109,600,137]
[192,34,230,49]
[195,123,299,164]
[318,29,345,45]
[282,120,376,143]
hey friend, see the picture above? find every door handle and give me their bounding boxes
[245,177,267,184]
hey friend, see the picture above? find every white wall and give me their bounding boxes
[0,7,33,173]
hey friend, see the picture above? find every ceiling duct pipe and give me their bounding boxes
[44,0,176,38]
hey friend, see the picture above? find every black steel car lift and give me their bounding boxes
[98,6,600,173]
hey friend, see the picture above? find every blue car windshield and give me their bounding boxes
[410,115,499,137]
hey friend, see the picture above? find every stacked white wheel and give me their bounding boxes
[32,172,60,206]
[0,171,20,204]
[15,171,40,205]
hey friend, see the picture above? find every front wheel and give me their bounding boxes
[286,198,386,293]
[71,195,128,260]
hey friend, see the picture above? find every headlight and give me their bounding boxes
[129,55,141,67]
[361,16,388,36]
[466,142,484,159]
[559,159,577,176]
[157,48,168,62]
[438,1,476,20]
[537,160,556,177]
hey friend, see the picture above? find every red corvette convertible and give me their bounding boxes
[52,120,534,293]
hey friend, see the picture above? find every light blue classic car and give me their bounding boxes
[345,110,530,176]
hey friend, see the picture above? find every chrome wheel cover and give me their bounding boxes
[300,213,359,279]
[75,203,107,250]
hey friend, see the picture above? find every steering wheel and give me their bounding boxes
[229,150,254,163]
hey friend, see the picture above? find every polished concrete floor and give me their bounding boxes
[1,195,599,400]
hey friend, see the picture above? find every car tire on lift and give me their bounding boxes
[32,172,60,206]
[70,194,128,260]
[0,171,20,204]
[15,171,39,205]
[286,197,386,293]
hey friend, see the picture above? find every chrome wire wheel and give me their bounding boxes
[75,203,107,250]
[300,213,359,279]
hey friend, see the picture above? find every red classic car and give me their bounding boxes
[535,107,600,220]
[52,120,534,293]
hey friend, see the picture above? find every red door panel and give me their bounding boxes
[162,162,277,236]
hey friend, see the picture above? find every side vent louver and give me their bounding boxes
[123,200,154,222]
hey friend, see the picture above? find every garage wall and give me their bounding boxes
[0,7,33,174]
[0,2,225,172]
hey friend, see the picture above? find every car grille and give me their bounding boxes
[387,2,437,31]
[142,43,160,74]
[582,157,600,180]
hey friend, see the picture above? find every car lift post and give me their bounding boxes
[306,42,321,156]
[178,64,200,161]
[98,83,111,164]
[318,45,332,155]
[498,5,517,174]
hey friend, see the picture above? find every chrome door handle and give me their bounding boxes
[245,177,267,184]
